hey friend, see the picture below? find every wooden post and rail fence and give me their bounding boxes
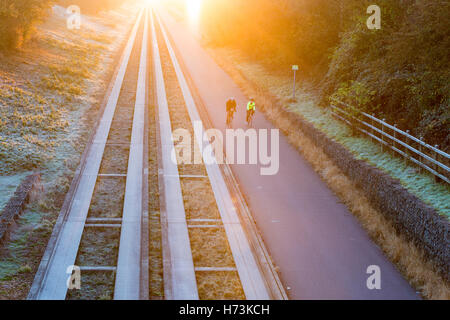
[329,98,450,184]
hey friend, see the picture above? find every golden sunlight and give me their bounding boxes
[186,0,202,27]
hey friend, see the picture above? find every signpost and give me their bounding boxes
[292,65,299,100]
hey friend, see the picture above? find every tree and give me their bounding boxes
[200,0,449,148]
[0,0,53,50]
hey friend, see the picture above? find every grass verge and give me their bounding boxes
[0,3,139,299]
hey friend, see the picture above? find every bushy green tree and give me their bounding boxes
[323,0,450,148]
[200,0,449,149]
[0,0,127,50]
[0,0,53,50]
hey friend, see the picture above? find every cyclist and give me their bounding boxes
[246,98,256,126]
[226,97,237,127]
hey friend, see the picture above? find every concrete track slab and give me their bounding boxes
[114,8,149,300]
[150,12,198,300]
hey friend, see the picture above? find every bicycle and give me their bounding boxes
[226,109,235,127]
[246,109,255,127]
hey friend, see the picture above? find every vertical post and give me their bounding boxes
[371,114,375,143]
[293,70,296,100]
[292,65,299,101]
[419,137,424,173]
[393,124,397,154]
[434,145,439,182]
[405,130,410,166]
[381,118,385,152]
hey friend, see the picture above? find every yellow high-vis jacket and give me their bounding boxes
[247,101,256,111]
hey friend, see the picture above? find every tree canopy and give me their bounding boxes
[201,0,450,150]
[0,0,53,49]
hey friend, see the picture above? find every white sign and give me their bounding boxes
[292,65,299,71]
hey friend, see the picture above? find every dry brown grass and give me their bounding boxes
[196,271,245,300]
[189,228,235,267]
[0,4,136,299]
[147,56,164,299]
[181,179,221,220]
[207,47,450,300]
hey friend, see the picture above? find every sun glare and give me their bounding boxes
[186,0,201,27]
[145,0,159,6]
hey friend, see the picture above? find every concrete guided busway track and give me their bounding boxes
[28,8,149,300]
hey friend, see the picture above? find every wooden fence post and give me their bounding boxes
[434,144,439,182]
[419,137,424,173]
[405,130,410,166]
[371,114,375,143]
[393,124,397,155]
